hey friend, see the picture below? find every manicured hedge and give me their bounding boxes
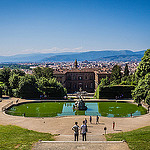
[95,85,135,99]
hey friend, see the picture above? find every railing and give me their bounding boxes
[2,101,13,111]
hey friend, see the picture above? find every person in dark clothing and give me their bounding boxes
[72,122,80,141]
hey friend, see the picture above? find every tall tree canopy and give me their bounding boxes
[9,69,25,89]
[110,65,122,84]
[33,67,53,79]
[124,64,129,76]
[17,74,40,99]
[132,49,150,104]
[135,49,150,80]
[0,68,11,87]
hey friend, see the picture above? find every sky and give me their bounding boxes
[0,0,150,56]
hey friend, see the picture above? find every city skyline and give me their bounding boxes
[0,0,150,56]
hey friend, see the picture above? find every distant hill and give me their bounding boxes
[0,52,78,63]
[43,50,145,62]
[96,54,143,62]
[0,50,145,63]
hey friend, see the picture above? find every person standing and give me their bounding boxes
[81,121,87,141]
[96,115,99,124]
[72,122,80,141]
[90,116,92,124]
[113,121,115,130]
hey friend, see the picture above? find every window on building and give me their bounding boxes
[74,84,76,89]
[78,76,82,80]
[90,83,93,88]
[85,84,88,88]
[68,75,71,80]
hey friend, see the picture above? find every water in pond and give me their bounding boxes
[6,102,147,117]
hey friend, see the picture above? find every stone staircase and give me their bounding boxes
[33,141,129,150]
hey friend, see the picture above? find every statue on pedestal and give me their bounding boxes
[73,88,87,110]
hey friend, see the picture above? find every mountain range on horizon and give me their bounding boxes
[0,50,146,63]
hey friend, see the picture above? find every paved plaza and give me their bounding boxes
[0,97,150,150]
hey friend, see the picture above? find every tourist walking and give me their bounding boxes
[90,116,92,124]
[96,115,99,124]
[113,121,115,130]
[81,121,87,141]
[72,122,80,141]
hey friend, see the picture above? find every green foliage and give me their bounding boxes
[124,64,129,76]
[94,85,99,99]
[110,65,122,84]
[37,77,67,98]
[0,64,30,69]
[132,49,150,104]
[135,49,150,80]
[95,85,135,99]
[132,73,150,104]
[0,67,11,87]
[0,125,54,150]
[9,70,25,89]
[17,75,41,99]
[105,126,150,150]
[0,66,66,99]
[33,67,53,79]
[120,74,137,85]
[94,77,110,99]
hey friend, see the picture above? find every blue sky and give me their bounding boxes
[0,0,150,56]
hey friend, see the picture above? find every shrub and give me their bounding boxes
[95,85,135,99]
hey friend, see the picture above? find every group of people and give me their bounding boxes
[72,120,87,141]
[90,115,100,124]
[72,115,100,141]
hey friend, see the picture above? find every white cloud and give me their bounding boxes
[19,47,84,54]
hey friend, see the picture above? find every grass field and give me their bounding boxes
[105,126,150,150]
[0,125,54,150]
[6,102,147,117]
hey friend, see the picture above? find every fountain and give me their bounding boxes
[73,88,87,110]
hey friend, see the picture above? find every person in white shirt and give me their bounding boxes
[80,121,87,141]
[72,122,80,141]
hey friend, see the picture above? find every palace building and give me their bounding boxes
[53,60,111,93]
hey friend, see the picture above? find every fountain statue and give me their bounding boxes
[73,88,87,110]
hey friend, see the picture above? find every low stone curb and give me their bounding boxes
[41,141,124,143]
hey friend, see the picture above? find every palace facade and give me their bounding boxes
[53,68,111,93]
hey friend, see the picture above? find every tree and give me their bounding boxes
[0,68,11,87]
[110,65,122,84]
[132,73,150,104]
[132,49,150,104]
[99,76,110,87]
[135,49,150,80]
[124,64,129,76]
[9,69,25,89]
[17,75,40,99]
[37,77,67,98]
[10,69,25,76]
[33,67,53,79]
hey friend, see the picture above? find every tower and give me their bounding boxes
[74,59,78,69]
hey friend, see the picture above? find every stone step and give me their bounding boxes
[55,134,106,141]
[33,141,129,150]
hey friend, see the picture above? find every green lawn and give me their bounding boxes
[105,126,150,150]
[7,102,147,117]
[0,125,54,150]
